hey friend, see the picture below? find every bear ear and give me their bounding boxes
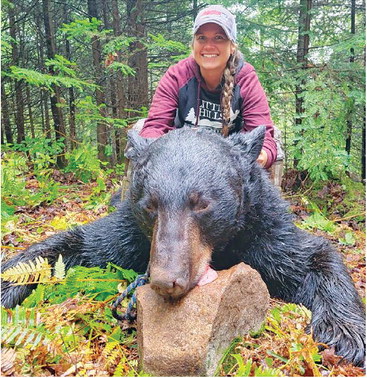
[125,129,155,161]
[229,126,266,164]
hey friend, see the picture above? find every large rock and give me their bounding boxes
[136,262,269,376]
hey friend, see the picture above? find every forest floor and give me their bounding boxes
[1,169,365,377]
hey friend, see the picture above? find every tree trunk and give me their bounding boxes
[87,0,109,162]
[362,106,366,181]
[42,91,52,139]
[294,0,312,166]
[127,0,149,112]
[42,0,67,167]
[112,0,127,163]
[1,83,14,144]
[64,2,77,149]
[9,5,25,144]
[26,85,35,138]
[345,0,355,157]
[193,0,198,20]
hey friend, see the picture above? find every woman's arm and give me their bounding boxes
[140,67,180,138]
[237,64,277,168]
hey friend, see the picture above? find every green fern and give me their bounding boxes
[22,264,138,307]
[113,358,128,377]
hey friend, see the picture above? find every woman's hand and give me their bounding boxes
[257,149,268,168]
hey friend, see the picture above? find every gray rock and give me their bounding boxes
[137,262,270,376]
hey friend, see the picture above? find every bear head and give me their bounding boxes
[126,126,265,299]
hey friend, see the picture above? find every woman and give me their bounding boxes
[138,5,278,169]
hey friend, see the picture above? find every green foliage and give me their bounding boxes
[229,355,284,377]
[7,66,97,92]
[299,212,337,234]
[45,54,77,77]
[64,143,104,182]
[1,306,51,349]
[231,355,253,376]
[15,136,64,170]
[103,35,136,54]
[123,106,149,124]
[1,151,28,211]
[239,2,365,182]
[1,147,61,221]
[218,302,323,376]
[23,264,138,307]
[107,62,136,76]
[75,95,129,129]
[147,33,190,68]
[61,18,111,40]
[290,68,360,181]
[338,231,356,246]
[336,177,365,221]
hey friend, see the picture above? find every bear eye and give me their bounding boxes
[141,197,158,214]
[144,201,157,213]
[189,192,211,213]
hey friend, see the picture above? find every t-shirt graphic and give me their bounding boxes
[184,87,239,133]
[184,102,239,133]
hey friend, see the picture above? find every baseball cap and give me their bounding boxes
[193,5,237,42]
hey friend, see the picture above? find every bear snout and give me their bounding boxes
[150,269,189,299]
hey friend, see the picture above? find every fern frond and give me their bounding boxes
[54,254,66,280]
[1,256,52,285]
[2,325,47,349]
[103,341,122,368]
[113,360,127,377]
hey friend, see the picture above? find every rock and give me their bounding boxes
[136,262,270,376]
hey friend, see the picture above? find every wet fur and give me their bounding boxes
[1,127,365,366]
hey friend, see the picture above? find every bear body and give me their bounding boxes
[1,127,365,366]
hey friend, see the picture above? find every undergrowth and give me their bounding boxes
[1,154,365,377]
[1,261,144,377]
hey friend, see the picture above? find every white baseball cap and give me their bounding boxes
[193,5,237,42]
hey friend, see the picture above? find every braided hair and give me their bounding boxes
[221,48,241,137]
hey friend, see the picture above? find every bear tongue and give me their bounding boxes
[197,265,218,286]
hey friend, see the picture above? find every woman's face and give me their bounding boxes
[192,23,235,76]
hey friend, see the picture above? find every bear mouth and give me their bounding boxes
[158,265,218,301]
[197,265,218,286]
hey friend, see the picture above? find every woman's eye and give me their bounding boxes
[215,35,227,42]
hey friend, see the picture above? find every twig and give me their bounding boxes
[333,213,365,222]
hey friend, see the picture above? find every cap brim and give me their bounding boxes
[193,20,233,41]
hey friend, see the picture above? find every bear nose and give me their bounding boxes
[150,276,187,298]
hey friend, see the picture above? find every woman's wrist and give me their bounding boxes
[257,149,268,168]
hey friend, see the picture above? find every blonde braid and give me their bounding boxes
[221,49,240,137]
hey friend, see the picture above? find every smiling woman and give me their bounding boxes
[192,23,235,90]
[138,5,280,170]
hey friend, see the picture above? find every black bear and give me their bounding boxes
[1,127,365,366]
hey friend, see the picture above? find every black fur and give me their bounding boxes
[1,127,365,366]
